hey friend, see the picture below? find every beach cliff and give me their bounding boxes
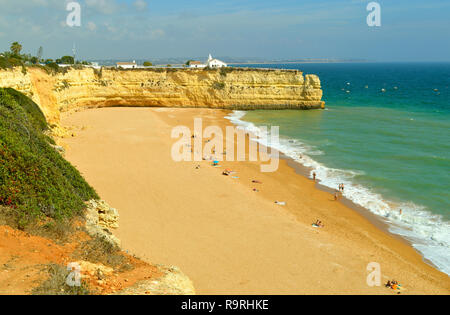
[0,67,324,124]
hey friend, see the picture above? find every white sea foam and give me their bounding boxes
[226,110,450,276]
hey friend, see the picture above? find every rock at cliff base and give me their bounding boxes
[113,266,196,295]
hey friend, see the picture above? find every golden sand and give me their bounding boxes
[61,107,450,295]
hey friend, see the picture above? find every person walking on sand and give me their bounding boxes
[334,191,339,201]
[313,172,316,181]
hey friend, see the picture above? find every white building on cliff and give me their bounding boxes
[206,54,227,68]
[188,60,207,68]
[116,60,137,69]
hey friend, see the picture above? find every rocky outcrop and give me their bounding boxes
[85,199,121,247]
[0,67,324,124]
[114,266,196,295]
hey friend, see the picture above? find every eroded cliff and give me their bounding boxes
[0,67,324,124]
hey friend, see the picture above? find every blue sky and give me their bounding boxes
[0,0,449,61]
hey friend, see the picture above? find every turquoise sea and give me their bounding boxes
[229,63,450,275]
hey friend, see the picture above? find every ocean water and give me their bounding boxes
[228,63,450,275]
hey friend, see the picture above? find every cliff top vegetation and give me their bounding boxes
[0,87,98,229]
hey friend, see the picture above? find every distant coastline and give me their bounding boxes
[229,60,371,65]
[89,58,370,67]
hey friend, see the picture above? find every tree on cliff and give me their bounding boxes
[60,56,75,64]
[10,42,22,57]
[143,61,153,67]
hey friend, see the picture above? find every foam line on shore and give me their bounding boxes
[226,110,450,276]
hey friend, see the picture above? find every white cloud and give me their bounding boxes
[133,0,148,11]
[85,0,118,15]
[104,23,117,33]
[31,25,42,34]
[87,21,97,31]
[0,0,65,13]
[150,29,165,39]
[31,0,49,6]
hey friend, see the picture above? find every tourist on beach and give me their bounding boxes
[223,169,232,176]
[334,192,339,201]
[314,220,324,228]
[313,172,316,181]
[385,280,404,294]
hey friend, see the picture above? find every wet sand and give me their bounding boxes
[62,107,450,295]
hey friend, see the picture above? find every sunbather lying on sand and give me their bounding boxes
[385,280,405,293]
[313,220,324,228]
[223,169,232,176]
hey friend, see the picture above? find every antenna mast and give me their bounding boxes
[72,42,77,62]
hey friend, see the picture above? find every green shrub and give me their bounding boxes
[220,67,234,76]
[60,56,74,65]
[0,56,24,70]
[46,62,59,73]
[61,80,70,90]
[93,67,103,79]
[30,63,69,76]
[73,235,127,268]
[4,88,48,131]
[0,88,98,227]
[212,81,226,90]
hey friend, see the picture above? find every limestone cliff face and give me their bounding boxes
[0,67,324,124]
[0,68,60,123]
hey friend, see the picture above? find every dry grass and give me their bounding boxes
[32,264,91,295]
[0,206,79,244]
[72,235,133,271]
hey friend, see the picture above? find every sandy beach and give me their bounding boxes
[61,107,450,295]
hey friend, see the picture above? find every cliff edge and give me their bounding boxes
[0,67,324,124]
